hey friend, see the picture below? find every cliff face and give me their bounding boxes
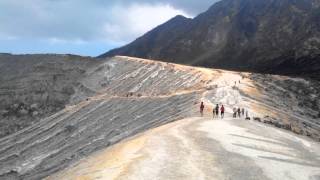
[100,0,320,79]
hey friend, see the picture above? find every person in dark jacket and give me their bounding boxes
[237,108,241,118]
[215,104,219,118]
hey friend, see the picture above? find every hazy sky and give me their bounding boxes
[0,0,218,56]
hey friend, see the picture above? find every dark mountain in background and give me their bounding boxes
[100,0,320,79]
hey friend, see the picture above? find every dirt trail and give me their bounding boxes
[48,117,320,180]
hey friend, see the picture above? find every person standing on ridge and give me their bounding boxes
[220,105,225,119]
[200,102,204,117]
[215,104,219,118]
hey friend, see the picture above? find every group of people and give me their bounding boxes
[232,107,246,118]
[234,80,241,86]
[200,102,225,119]
[199,102,248,119]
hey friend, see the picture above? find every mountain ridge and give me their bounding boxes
[100,0,320,80]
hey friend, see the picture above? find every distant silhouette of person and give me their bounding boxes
[242,108,245,116]
[215,104,219,118]
[220,105,225,119]
[245,110,250,120]
[237,108,241,118]
[200,102,204,117]
[233,107,237,118]
[212,108,216,119]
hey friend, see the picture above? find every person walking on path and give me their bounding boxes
[215,104,219,118]
[200,102,204,117]
[233,107,237,118]
[220,105,225,119]
[237,108,241,118]
[242,108,245,116]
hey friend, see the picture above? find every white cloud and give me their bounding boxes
[48,38,86,45]
[0,0,192,44]
[0,0,217,55]
[103,3,191,43]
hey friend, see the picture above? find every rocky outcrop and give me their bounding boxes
[100,0,320,80]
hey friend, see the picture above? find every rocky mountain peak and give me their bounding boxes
[100,0,320,80]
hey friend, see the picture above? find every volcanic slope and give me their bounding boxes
[0,54,99,138]
[49,64,320,180]
[0,55,208,180]
[0,55,319,179]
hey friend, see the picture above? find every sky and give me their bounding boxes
[0,0,217,56]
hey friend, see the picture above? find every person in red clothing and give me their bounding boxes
[220,105,225,119]
[200,102,204,117]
